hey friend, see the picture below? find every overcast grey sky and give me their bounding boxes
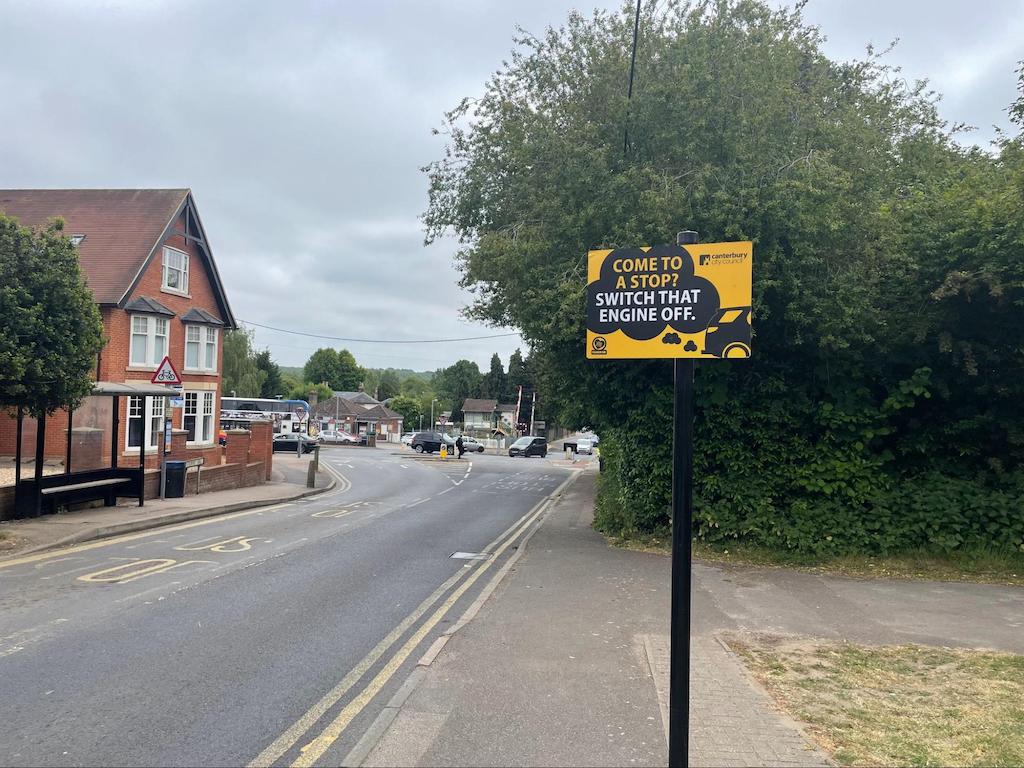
[2,0,1021,373]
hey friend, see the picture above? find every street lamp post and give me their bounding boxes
[431,399,438,431]
[418,414,423,430]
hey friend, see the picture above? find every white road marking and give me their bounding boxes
[405,498,430,508]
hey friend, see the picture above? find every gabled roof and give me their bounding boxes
[497,403,518,411]
[0,189,236,327]
[462,398,498,414]
[333,391,379,405]
[124,296,175,316]
[312,396,366,420]
[181,307,223,326]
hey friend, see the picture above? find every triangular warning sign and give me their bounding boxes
[151,355,182,385]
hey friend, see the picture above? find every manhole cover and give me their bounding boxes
[450,551,491,560]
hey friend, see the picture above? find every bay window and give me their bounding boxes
[185,325,219,372]
[126,396,164,450]
[129,315,169,367]
[184,390,216,445]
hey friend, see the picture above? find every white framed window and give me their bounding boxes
[184,390,215,445]
[204,326,218,370]
[185,325,219,372]
[129,315,169,367]
[162,246,189,294]
[126,396,165,450]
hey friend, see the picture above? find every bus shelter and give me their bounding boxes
[12,381,172,519]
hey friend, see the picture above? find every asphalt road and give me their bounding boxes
[0,447,576,767]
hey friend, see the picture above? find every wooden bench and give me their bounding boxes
[20,469,144,515]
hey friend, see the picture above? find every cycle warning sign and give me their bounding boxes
[586,241,752,360]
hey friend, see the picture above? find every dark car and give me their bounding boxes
[410,431,454,454]
[509,436,547,458]
[273,433,318,454]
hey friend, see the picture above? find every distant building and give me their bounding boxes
[461,399,497,434]
[314,395,403,442]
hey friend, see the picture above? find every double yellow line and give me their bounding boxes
[249,472,578,768]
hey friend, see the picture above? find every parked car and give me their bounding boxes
[576,438,593,455]
[460,436,486,453]
[318,429,359,445]
[509,436,547,458]
[411,431,455,454]
[401,432,415,446]
[273,433,318,454]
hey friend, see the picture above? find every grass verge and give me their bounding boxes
[693,541,1024,587]
[602,531,1024,586]
[726,633,1024,768]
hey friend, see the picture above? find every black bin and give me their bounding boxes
[165,460,187,498]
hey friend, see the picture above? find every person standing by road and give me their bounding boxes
[455,434,465,459]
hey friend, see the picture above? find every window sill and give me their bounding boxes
[160,287,191,299]
[125,364,159,372]
[186,442,214,449]
[182,369,219,376]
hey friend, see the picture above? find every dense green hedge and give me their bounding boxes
[426,1,1024,555]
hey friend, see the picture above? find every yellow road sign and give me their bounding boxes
[586,241,752,359]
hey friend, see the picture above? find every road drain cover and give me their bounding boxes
[450,551,491,560]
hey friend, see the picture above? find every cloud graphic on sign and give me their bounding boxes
[684,340,698,352]
[662,333,681,345]
[587,244,720,340]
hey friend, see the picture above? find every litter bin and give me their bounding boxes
[165,460,186,498]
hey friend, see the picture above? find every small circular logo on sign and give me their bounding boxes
[591,336,607,355]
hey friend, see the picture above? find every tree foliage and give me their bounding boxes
[480,353,508,400]
[387,394,422,431]
[433,359,483,421]
[221,329,267,398]
[377,369,401,401]
[302,347,364,392]
[255,350,284,399]
[425,1,1024,553]
[0,215,104,417]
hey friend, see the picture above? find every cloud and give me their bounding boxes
[0,0,1020,372]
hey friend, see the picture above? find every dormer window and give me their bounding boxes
[162,246,189,294]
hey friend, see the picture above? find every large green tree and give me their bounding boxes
[377,369,401,401]
[479,353,507,401]
[505,348,529,402]
[221,329,266,397]
[303,348,340,388]
[425,1,1024,553]
[434,359,483,422]
[0,216,104,417]
[387,394,422,432]
[255,349,284,399]
[336,349,364,392]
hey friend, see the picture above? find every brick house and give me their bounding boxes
[313,394,404,442]
[0,189,236,468]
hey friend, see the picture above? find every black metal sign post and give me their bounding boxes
[669,230,699,768]
[584,228,751,768]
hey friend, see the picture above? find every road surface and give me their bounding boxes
[0,446,576,767]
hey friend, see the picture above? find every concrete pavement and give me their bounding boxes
[0,453,332,558]
[361,469,1023,767]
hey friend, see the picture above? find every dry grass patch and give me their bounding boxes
[727,633,1024,767]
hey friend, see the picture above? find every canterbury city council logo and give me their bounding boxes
[591,336,607,355]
